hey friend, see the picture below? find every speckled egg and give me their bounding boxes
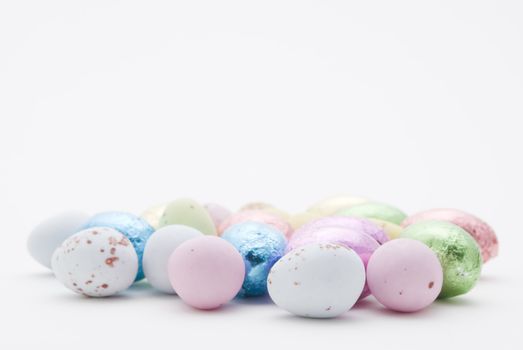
[400,220,482,298]
[307,195,369,215]
[337,202,407,225]
[82,211,155,281]
[27,211,90,269]
[141,203,167,229]
[159,198,217,235]
[268,243,365,318]
[218,210,293,238]
[203,202,232,230]
[367,239,443,312]
[401,208,498,263]
[222,222,286,297]
[51,227,138,297]
[143,225,203,294]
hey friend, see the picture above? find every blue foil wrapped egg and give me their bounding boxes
[82,211,155,281]
[222,221,286,297]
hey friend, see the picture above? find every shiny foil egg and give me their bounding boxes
[268,243,365,318]
[400,220,482,298]
[218,210,293,238]
[52,227,138,297]
[82,211,155,281]
[222,222,287,297]
[401,208,498,263]
[337,202,407,225]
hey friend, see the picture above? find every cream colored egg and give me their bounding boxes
[141,203,167,229]
[307,195,369,215]
[368,218,403,239]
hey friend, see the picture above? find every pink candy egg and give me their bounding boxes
[367,238,443,312]
[401,208,498,262]
[203,203,232,229]
[168,236,245,310]
[218,210,293,238]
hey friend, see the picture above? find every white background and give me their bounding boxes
[1,1,522,349]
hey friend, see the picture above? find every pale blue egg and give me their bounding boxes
[222,221,286,297]
[82,211,155,281]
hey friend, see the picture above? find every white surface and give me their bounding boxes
[1,1,522,349]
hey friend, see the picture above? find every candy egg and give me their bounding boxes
[294,216,389,244]
[368,218,403,239]
[140,203,167,229]
[222,222,286,297]
[367,239,443,312]
[218,210,293,238]
[268,243,365,318]
[307,195,369,215]
[159,198,217,235]
[27,211,89,269]
[143,225,203,294]
[168,236,245,310]
[287,225,379,298]
[239,202,290,219]
[401,208,498,262]
[203,202,232,230]
[51,227,138,297]
[400,220,482,298]
[82,211,155,281]
[337,202,407,225]
[288,211,324,230]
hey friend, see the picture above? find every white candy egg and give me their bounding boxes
[268,243,365,318]
[27,211,90,269]
[143,225,203,293]
[51,227,138,297]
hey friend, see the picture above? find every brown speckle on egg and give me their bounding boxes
[428,281,434,289]
[294,281,300,286]
[105,257,119,267]
[110,247,116,255]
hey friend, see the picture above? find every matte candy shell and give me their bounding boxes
[218,210,292,238]
[268,243,365,318]
[141,203,167,229]
[400,220,482,298]
[338,202,407,225]
[307,195,369,215]
[159,198,217,235]
[239,202,290,220]
[203,203,232,230]
[52,227,138,297]
[401,208,498,262]
[168,236,245,310]
[27,211,89,269]
[288,211,324,230]
[143,225,203,293]
[367,239,443,312]
[368,218,403,239]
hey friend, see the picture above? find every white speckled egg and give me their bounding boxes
[51,227,138,297]
[268,243,365,318]
[27,211,90,269]
[143,225,204,293]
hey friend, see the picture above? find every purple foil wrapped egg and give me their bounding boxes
[401,208,498,263]
[287,225,380,299]
[293,216,389,245]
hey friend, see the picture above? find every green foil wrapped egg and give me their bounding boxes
[337,202,407,225]
[400,220,482,298]
[159,198,217,235]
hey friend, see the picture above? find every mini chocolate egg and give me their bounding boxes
[159,198,217,235]
[168,236,245,310]
[287,225,379,298]
[367,239,443,312]
[337,202,407,225]
[307,195,369,215]
[368,218,403,239]
[268,243,365,318]
[288,211,324,230]
[143,225,203,294]
[400,220,482,298]
[294,216,389,244]
[203,202,232,229]
[239,202,290,220]
[222,222,286,297]
[52,227,138,297]
[27,211,89,269]
[218,210,293,238]
[401,208,498,262]
[82,211,155,281]
[141,203,167,229]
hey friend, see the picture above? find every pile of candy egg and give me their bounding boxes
[27,196,498,318]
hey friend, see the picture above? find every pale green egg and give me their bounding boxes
[337,202,407,225]
[158,198,217,235]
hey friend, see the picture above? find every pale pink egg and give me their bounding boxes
[367,239,443,312]
[168,236,245,310]
[401,208,498,262]
[203,203,232,229]
[218,210,293,238]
